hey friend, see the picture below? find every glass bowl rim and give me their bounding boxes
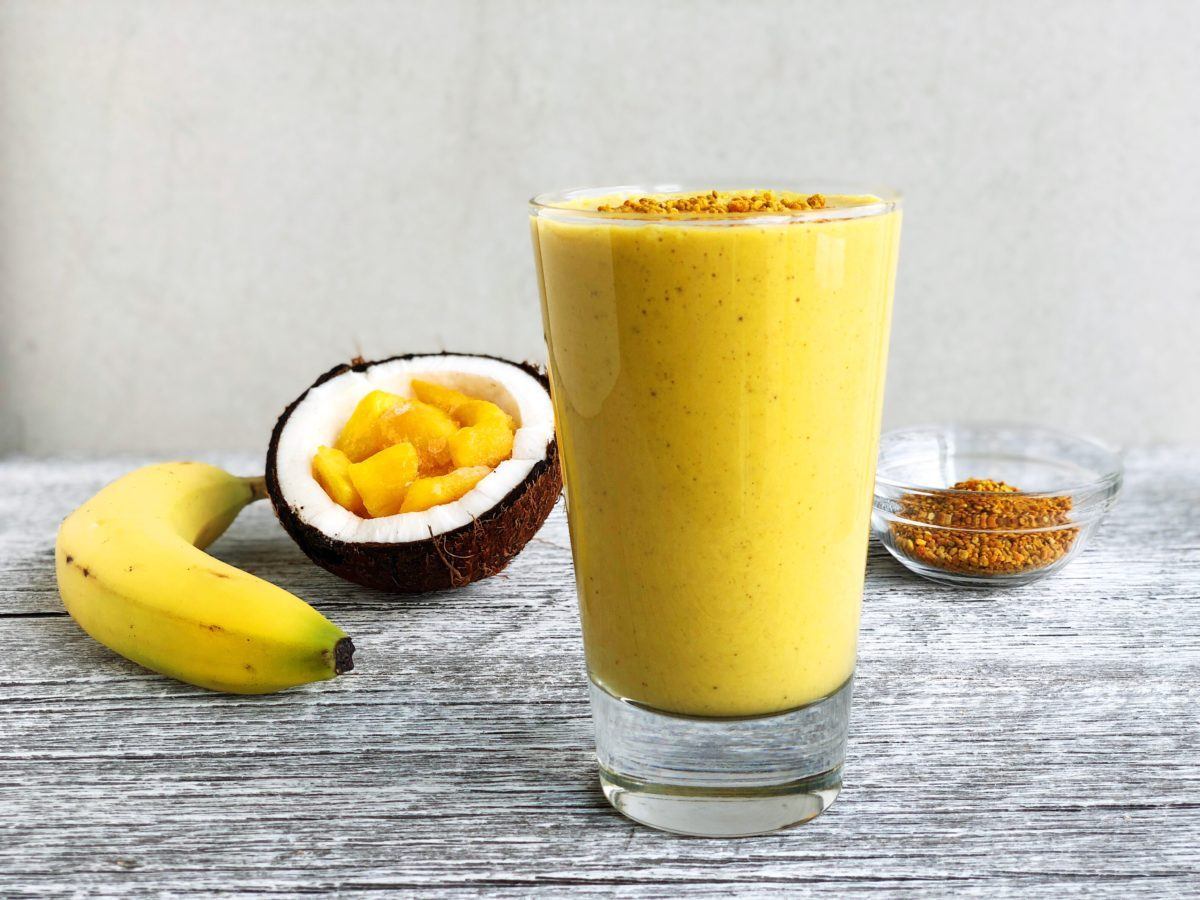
[529,182,902,224]
[874,421,1124,498]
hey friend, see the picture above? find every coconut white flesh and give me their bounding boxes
[275,355,555,544]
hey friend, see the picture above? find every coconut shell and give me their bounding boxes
[266,353,563,594]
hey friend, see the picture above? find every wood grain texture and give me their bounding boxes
[0,450,1197,897]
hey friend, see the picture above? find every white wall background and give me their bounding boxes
[1,0,1196,455]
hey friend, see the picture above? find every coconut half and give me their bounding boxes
[266,353,562,593]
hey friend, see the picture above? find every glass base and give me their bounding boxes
[590,676,852,837]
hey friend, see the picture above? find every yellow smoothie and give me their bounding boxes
[532,190,901,717]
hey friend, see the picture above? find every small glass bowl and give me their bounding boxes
[872,423,1123,588]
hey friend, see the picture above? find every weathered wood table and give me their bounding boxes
[1,450,1197,897]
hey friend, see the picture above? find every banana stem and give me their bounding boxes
[244,475,269,503]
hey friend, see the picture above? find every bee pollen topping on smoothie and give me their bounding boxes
[597,190,827,215]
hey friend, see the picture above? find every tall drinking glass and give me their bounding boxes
[530,184,901,836]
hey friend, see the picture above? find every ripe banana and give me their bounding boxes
[55,462,354,693]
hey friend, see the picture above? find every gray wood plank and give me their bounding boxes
[0,450,1197,897]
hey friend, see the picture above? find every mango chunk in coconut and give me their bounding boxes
[335,390,406,462]
[380,399,457,474]
[450,400,515,468]
[400,466,492,513]
[454,399,514,430]
[312,446,366,516]
[410,380,471,416]
[347,442,419,517]
[449,420,514,468]
[411,380,515,469]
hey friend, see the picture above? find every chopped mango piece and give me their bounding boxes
[453,398,514,430]
[410,381,516,468]
[335,390,408,462]
[412,381,515,427]
[444,398,514,468]
[410,379,472,416]
[399,466,492,513]
[312,446,366,516]
[347,442,419,518]
[449,420,514,468]
[380,399,458,474]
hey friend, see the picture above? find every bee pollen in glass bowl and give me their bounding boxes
[889,479,1078,575]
